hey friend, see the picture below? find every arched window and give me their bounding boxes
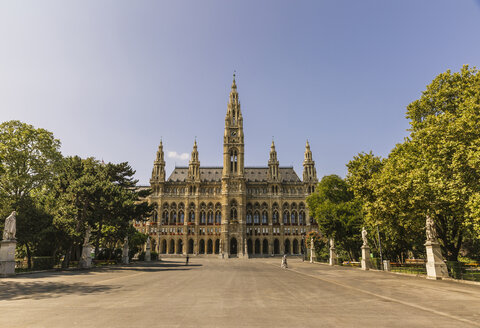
[291,211,297,225]
[215,211,221,224]
[230,200,238,221]
[170,211,177,224]
[253,211,260,224]
[299,211,305,225]
[283,211,289,225]
[230,149,238,173]
[262,211,268,225]
[207,211,214,224]
[273,210,279,224]
[230,208,237,220]
[179,211,184,224]
[246,211,252,224]
[162,211,168,225]
[189,211,195,223]
[200,211,206,225]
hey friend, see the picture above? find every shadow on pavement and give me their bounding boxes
[0,281,119,301]
[9,260,202,279]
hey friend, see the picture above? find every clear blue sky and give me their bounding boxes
[1,1,480,185]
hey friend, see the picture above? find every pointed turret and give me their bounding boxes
[268,140,279,181]
[303,140,317,186]
[188,139,201,181]
[151,140,165,182]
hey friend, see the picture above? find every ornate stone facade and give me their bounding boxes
[137,76,319,257]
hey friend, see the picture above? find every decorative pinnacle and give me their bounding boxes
[232,71,237,89]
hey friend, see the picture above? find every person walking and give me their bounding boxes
[281,254,288,269]
[185,254,189,266]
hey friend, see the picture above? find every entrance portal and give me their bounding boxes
[274,239,280,254]
[188,239,194,254]
[230,238,237,255]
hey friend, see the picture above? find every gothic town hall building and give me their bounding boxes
[139,76,319,258]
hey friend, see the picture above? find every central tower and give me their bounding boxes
[222,73,246,256]
[222,73,245,177]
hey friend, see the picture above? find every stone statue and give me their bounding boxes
[361,227,368,247]
[310,237,314,250]
[2,211,16,240]
[146,236,151,249]
[426,215,437,242]
[330,238,335,249]
[83,226,91,247]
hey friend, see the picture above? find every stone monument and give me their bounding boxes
[219,239,224,259]
[329,238,337,266]
[361,227,371,270]
[244,238,249,259]
[425,216,448,280]
[122,236,129,264]
[1,211,17,277]
[309,237,314,263]
[145,236,151,262]
[79,226,92,269]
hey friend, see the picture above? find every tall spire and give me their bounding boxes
[268,140,279,181]
[188,139,200,181]
[231,71,237,90]
[223,73,245,178]
[303,140,317,183]
[150,140,166,189]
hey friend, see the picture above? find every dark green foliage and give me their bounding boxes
[307,175,363,261]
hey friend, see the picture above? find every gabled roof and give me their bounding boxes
[167,167,301,183]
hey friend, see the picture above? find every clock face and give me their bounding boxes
[231,131,237,137]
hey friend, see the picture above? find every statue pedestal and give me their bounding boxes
[145,249,151,262]
[329,247,337,266]
[425,241,448,280]
[122,255,129,264]
[122,247,129,264]
[79,245,92,269]
[310,248,315,263]
[383,260,391,271]
[361,246,371,270]
[0,240,17,277]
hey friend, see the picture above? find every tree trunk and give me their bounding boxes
[25,243,32,269]
[63,244,73,268]
[94,221,103,257]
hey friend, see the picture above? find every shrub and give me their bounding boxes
[32,256,55,270]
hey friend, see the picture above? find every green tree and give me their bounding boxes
[306,175,363,261]
[0,120,62,268]
[49,156,153,266]
[348,66,480,261]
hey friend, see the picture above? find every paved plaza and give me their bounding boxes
[1,258,480,328]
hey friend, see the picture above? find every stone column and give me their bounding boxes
[361,245,371,270]
[0,240,16,277]
[383,260,391,271]
[122,237,129,264]
[361,227,371,270]
[79,227,92,269]
[329,238,337,266]
[309,237,314,263]
[425,241,448,280]
[1,211,17,277]
[145,236,151,261]
[424,216,449,279]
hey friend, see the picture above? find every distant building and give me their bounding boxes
[135,75,319,257]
